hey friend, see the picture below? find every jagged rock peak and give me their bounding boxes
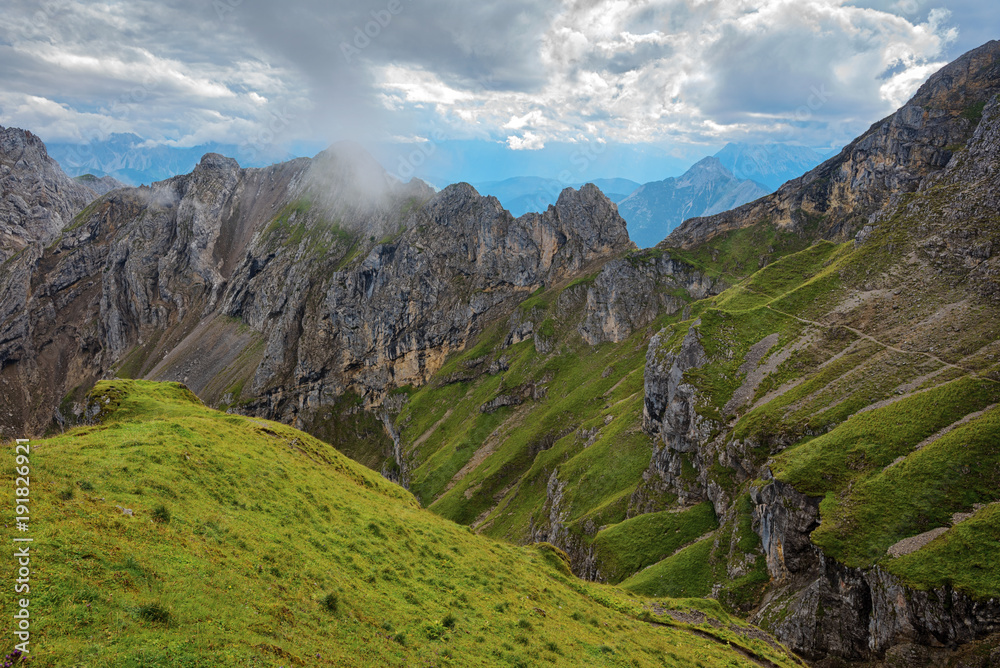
[680,156,731,178]
[0,125,97,262]
[552,183,632,247]
[1,126,53,167]
[195,152,241,172]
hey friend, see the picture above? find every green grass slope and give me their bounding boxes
[1,380,800,667]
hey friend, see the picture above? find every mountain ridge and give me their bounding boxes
[618,156,771,247]
[472,176,642,217]
[1,378,803,666]
[0,125,99,263]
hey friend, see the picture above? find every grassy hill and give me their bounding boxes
[1,380,801,667]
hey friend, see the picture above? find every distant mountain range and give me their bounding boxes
[45,133,292,185]
[615,157,768,247]
[44,134,824,246]
[470,143,824,245]
[472,176,641,216]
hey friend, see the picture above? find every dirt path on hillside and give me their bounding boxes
[913,403,998,450]
[763,304,998,385]
[441,401,535,495]
[408,408,454,455]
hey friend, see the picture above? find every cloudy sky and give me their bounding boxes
[0,0,994,178]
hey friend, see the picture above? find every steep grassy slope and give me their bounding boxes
[0,380,800,667]
[395,149,1000,620]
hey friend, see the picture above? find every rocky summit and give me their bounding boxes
[2,39,1000,668]
[0,126,99,263]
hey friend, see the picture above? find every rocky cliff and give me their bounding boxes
[388,42,1000,665]
[631,50,1000,661]
[0,126,97,263]
[0,141,635,449]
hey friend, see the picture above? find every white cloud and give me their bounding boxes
[376,66,473,106]
[507,131,546,150]
[0,0,972,154]
[504,110,549,130]
[371,0,961,149]
[0,93,129,143]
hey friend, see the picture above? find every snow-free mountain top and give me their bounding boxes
[617,157,770,247]
[45,132,294,186]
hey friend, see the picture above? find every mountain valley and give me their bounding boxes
[2,38,1000,668]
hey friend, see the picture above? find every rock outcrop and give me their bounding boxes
[73,173,127,197]
[0,125,97,263]
[751,476,1000,662]
[0,142,634,444]
[631,323,714,514]
[578,252,720,345]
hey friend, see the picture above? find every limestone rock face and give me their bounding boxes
[750,478,1000,661]
[578,253,719,345]
[631,323,714,513]
[0,126,97,263]
[0,143,634,440]
[667,40,1000,248]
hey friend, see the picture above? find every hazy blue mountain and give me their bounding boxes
[372,139,689,189]
[589,178,643,201]
[46,133,293,185]
[473,176,641,217]
[713,142,824,191]
[617,157,769,247]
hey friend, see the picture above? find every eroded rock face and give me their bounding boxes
[578,253,719,345]
[229,182,633,427]
[750,478,822,583]
[667,40,1000,249]
[0,126,97,263]
[751,478,1000,661]
[630,323,714,513]
[0,144,635,441]
[633,41,1000,663]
